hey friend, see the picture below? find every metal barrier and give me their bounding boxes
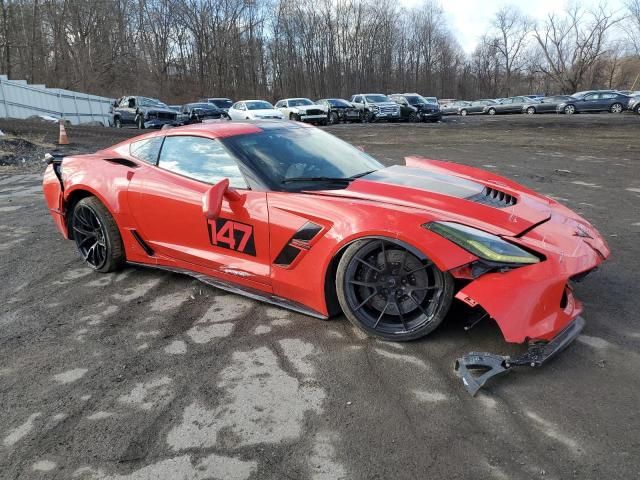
[0,75,114,126]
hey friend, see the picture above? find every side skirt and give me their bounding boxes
[127,262,328,320]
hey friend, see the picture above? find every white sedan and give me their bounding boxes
[275,98,328,125]
[227,100,285,121]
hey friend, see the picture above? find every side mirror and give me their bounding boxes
[202,178,242,219]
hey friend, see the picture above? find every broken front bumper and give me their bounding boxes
[455,315,585,395]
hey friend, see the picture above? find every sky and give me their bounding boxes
[400,0,627,53]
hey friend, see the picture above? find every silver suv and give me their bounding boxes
[350,94,401,122]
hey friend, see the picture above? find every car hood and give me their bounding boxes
[369,101,399,108]
[292,105,325,112]
[306,157,554,236]
[142,106,176,115]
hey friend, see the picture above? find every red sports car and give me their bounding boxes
[43,121,609,394]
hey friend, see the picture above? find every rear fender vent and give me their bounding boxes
[468,186,517,208]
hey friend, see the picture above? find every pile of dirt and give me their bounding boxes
[0,137,48,168]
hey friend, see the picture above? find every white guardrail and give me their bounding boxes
[0,75,114,126]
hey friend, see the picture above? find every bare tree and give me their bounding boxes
[533,5,622,93]
[492,6,532,96]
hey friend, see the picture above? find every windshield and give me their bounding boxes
[210,99,233,108]
[190,103,217,110]
[288,98,314,107]
[327,99,351,107]
[364,95,389,103]
[424,97,438,104]
[139,97,167,108]
[405,95,426,105]
[246,101,274,110]
[221,127,383,190]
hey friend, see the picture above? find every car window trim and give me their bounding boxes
[129,136,165,165]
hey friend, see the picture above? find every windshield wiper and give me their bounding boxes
[282,170,377,184]
[281,176,354,184]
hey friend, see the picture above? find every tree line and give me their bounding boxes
[0,0,638,104]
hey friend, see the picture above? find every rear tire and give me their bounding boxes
[564,105,575,115]
[336,238,454,341]
[526,106,536,115]
[114,117,122,128]
[460,109,468,116]
[71,197,125,273]
[610,103,623,113]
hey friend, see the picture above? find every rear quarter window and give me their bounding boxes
[129,137,163,164]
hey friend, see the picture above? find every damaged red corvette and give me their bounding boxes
[42,121,609,394]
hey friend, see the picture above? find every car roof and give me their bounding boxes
[114,121,310,147]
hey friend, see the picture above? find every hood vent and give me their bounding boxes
[468,186,517,208]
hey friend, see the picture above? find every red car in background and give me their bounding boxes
[43,121,609,394]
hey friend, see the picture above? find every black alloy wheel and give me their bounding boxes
[71,197,125,273]
[336,239,453,341]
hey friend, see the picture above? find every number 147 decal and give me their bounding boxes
[207,218,256,256]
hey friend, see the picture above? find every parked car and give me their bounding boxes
[440,100,471,115]
[42,121,609,396]
[627,95,640,114]
[483,96,539,115]
[423,96,439,105]
[112,96,177,129]
[458,100,496,116]
[389,93,442,122]
[316,98,361,124]
[522,95,573,114]
[201,98,234,113]
[181,103,228,124]
[227,100,284,121]
[557,91,631,114]
[275,98,327,125]
[350,94,401,122]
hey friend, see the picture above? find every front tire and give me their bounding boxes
[336,239,454,341]
[526,106,536,115]
[136,115,145,129]
[460,109,468,116]
[487,108,496,115]
[71,197,125,273]
[114,117,122,128]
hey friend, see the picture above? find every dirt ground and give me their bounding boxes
[1,114,639,479]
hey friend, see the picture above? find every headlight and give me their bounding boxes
[372,105,380,112]
[424,221,540,264]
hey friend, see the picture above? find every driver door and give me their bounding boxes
[127,134,271,288]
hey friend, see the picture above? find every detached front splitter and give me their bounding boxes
[455,315,586,396]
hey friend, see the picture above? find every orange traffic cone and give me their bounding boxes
[58,120,70,145]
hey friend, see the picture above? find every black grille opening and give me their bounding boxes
[468,186,517,208]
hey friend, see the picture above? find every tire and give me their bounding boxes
[328,111,339,125]
[114,117,122,128]
[71,197,125,273]
[289,113,296,121]
[487,108,496,115]
[364,111,375,123]
[636,105,640,115]
[526,106,536,115]
[460,109,468,116]
[319,119,328,126]
[408,112,418,122]
[563,105,575,115]
[336,238,454,341]
[136,115,144,129]
[610,103,623,114]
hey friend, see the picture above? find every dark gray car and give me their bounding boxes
[458,100,496,116]
[112,96,178,129]
[522,95,573,114]
[483,96,538,115]
[557,91,631,114]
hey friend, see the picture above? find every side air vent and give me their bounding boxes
[274,222,323,267]
[105,158,139,168]
[468,186,517,208]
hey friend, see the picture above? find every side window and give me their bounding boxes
[584,93,598,101]
[118,97,129,108]
[129,137,163,164]
[601,93,616,99]
[275,101,283,108]
[237,103,246,111]
[158,136,247,188]
[353,96,362,103]
[128,97,136,108]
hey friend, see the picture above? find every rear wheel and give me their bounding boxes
[610,103,623,113]
[114,117,122,128]
[526,106,536,115]
[460,109,468,116]
[336,239,454,341]
[564,105,576,115]
[71,197,125,273]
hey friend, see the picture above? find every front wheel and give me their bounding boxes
[114,117,122,128]
[526,106,536,115]
[460,109,468,116]
[336,239,454,341]
[136,115,145,129]
[328,111,339,125]
[71,197,125,273]
[610,103,623,113]
[487,108,496,115]
[408,112,418,122]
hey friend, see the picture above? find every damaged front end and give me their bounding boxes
[428,210,609,395]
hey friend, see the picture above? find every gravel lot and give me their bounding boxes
[1,115,639,479]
